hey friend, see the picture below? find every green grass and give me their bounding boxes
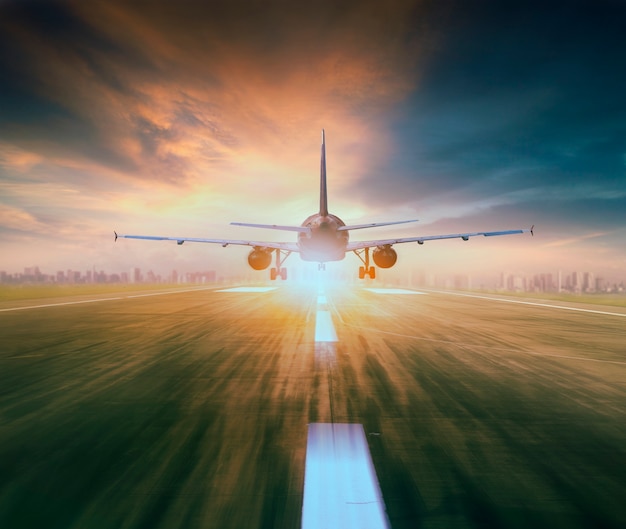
[474,289,626,308]
[0,283,199,302]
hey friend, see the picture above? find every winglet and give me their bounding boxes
[530,225,535,236]
[114,230,118,242]
[319,129,328,216]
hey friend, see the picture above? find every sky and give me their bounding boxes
[1,0,625,282]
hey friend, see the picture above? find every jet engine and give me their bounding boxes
[372,245,397,268]
[247,248,272,270]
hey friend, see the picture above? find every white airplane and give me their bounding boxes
[116,131,533,280]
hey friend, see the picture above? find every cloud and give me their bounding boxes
[0,203,50,236]
[0,143,43,172]
[0,0,428,274]
[1,0,625,279]
[344,1,626,222]
[0,0,424,189]
[540,231,612,249]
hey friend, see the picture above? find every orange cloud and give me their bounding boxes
[0,1,448,275]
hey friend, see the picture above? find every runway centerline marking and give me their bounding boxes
[427,289,626,318]
[365,288,426,295]
[315,311,338,342]
[302,423,390,529]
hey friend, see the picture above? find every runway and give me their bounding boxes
[1,283,625,528]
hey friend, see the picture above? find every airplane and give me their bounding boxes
[115,130,533,280]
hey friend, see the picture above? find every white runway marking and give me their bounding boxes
[365,288,426,295]
[215,286,277,293]
[0,297,123,312]
[317,295,327,304]
[315,311,338,342]
[432,290,626,318]
[302,423,390,529]
[0,286,215,312]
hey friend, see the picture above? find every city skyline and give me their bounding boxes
[3,262,624,295]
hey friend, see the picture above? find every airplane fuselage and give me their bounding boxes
[298,213,349,262]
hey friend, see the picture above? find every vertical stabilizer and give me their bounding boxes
[319,129,328,216]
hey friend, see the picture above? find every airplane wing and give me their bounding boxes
[346,226,533,251]
[114,232,299,252]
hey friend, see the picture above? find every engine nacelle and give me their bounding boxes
[372,246,397,268]
[247,248,272,270]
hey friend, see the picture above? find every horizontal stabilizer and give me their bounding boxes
[231,222,311,233]
[337,219,418,231]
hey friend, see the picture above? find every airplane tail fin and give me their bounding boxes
[319,129,328,216]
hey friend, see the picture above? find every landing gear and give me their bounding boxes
[354,247,376,279]
[358,266,375,279]
[270,267,287,280]
[270,249,291,280]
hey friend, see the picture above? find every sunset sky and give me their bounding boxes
[1,0,625,282]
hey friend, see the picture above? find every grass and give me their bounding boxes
[0,283,203,302]
[472,289,626,308]
[3,282,626,309]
